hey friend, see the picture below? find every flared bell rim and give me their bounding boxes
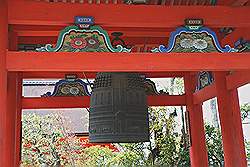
[89,136,150,143]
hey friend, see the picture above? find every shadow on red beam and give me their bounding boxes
[22,95,186,109]
[226,71,250,90]
[193,84,217,104]
[22,72,185,79]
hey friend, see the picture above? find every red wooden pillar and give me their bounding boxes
[184,74,208,167]
[0,0,10,166]
[9,30,23,166]
[15,74,22,167]
[7,73,22,167]
[214,72,247,167]
[6,73,19,167]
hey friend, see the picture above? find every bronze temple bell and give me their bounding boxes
[89,72,149,143]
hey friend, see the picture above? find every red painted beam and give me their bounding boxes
[8,0,250,28]
[22,72,185,79]
[193,83,217,104]
[7,52,250,72]
[22,96,90,109]
[226,71,250,90]
[22,95,186,109]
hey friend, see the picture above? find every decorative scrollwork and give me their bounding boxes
[41,78,91,97]
[152,25,238,90]
[144,79,159,95]
[144,79,169,95]
[37,26,131,53]
[152,26,235,53]
[234,38,250,53]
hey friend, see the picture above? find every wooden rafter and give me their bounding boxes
[8,1,250,28]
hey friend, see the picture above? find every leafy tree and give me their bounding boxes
[21,113,83,166]
[21,113,152,167]
[205,124,224,167]
[246,142,250,160]
[148,107,189,166]
[117,107,190,167]
[21,109,228,167]
[77,146,115,167]
[241,103,250,121]
[171,77,225,166]
[21,80,249,166]
[241,103,250,161]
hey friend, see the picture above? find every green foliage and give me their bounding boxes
[246,141,250,160]
[149,107,178,166]
[108,149,145,167]
[172,78,184,95]
[77,146,115,167]
[140,107,190,166]
[240,103,250,160]
[205,124,224,167]
[21,112,147,167]
[22,114,83,166]
[22,108,230,167]
[241,103,250,121]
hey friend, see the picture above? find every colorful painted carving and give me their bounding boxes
[37,26,131,53]
[234,38,250,52]
[196,71,214,90]
[152,25,237,90]
[74,16,94,29]
[42,77,164,97]
[41,78,91,97]
[37,24,132,97]
[152,26,235,53]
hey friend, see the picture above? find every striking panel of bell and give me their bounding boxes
[89,72,149,143]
